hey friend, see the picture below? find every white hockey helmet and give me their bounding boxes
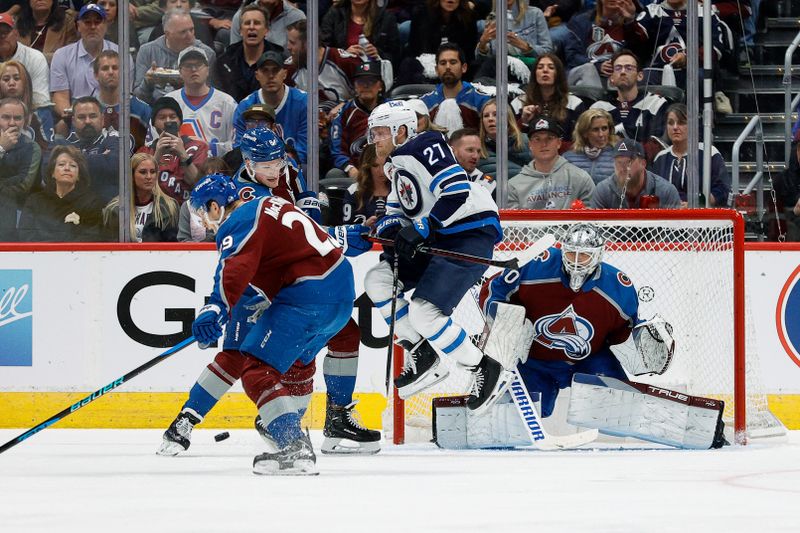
[561,223,606,292]
[367,100,418,147]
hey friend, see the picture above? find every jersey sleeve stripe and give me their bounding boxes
[439,175,469,190]
[441,182,471,194]
[429,165,464,192]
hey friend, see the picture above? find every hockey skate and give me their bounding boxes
[254,415,280,453]
[253,432,318,476]
[466,355,513,416]
[157,409,202,456]
[321,400,381,455]
[395,339,449,399]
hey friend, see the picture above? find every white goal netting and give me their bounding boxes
[385,212,786,445]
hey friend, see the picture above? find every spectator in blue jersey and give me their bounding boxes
[326,60,385,182]
[50,4,118,127]
[213,4,285,103]
[591,138,681,209]
[590,49,669,160]
[420,43,491,133]
[232,49,308,165]
[341,142,388,224]
[92,50,151,154]
[564,108,618,185]
[564,0,671,88]
[651,103,730,208]
[477,98,531,179]
[51,96,120,203]
[512,53,586,152]
[0,97,40,241]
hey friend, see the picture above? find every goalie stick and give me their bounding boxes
[366,234,556,270]
[0,336,197,455]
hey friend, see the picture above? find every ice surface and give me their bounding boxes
[0,429,798,533]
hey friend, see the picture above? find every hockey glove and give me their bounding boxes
[192,304,228,347]
[374,214,409,240]
[395,217,433,262]
[328,224,373,257]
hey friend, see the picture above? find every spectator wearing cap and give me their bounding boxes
[92,50,151,153]
[50,4,117,124]
[419,43,491,133]
[233,49,308,164]
[508,117,594,209]
[138,96,209,204]
[15,0,79,64]
[326,60,385,181]
[212,4,285,103]
[590,138,681,209]
[230,0,306,49]
[285,19,361,105]
[134,8,217,104]
[165,46,236,157]
[51,95,120,203]
[0,12,52,112]
[0,96,41,241]
[222,103,275,171]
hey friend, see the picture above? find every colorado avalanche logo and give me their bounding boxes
[532,305,595,360]
[776,265,800,369]
[238,186,257,202]
[394,169,423,216]
[617,272,632,287]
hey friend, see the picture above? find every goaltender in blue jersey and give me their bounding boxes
[363,100,511,417]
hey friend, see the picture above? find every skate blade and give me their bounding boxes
[156,439,186,456]
[253,459,319,476]
[469,369,514,417]
[397,366,450,400]
[321,437,381,455]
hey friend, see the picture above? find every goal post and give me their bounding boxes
[384,209,785,446]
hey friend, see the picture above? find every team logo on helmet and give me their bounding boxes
[394,169,422,216]
[532,305,595,360]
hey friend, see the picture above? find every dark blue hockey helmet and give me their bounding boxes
[189,173,238,232]
[240,127,285,163]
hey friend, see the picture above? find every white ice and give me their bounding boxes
[0,429,798,533]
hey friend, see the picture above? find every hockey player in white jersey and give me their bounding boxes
[363,100,511,415]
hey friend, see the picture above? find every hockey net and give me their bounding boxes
[384,210,786,446]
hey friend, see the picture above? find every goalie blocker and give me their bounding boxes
[433,374,728,450]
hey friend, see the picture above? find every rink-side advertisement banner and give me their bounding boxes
[0,248,798,429]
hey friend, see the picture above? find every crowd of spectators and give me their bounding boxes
[0,0,788,243]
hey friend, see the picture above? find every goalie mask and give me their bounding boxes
[561,223,605,292]
[189,173,238,233]
[367,101,418,147]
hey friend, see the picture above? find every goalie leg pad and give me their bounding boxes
[432,394,532,449]
[483,302,535,369]
[566,373,726,449]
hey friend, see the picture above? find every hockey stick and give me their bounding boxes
[508,371,598,451]
[385,252,400,395]
[0,336,197,455]
[366,234,556,270]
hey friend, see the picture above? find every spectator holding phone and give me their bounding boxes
[137,96,208,204]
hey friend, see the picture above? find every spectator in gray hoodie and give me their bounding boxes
[591,139,681,209]
[508,117,594,209]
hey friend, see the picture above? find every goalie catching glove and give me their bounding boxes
[611,314,675,376]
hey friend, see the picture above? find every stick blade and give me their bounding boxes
[512,233,556,270]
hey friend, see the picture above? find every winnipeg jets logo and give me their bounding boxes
[532,305,595,360]
[393,169,422,216]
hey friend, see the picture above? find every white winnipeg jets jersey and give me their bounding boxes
[384,130,499,235]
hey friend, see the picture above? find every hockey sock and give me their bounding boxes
[409,299,482,366]
[365,260,421,345]
[183,350,245,418]
[323,318,360,406]
[281,360,316,417]
[242,357,302,448]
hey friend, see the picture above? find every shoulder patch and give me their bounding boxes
[617,272,632,287]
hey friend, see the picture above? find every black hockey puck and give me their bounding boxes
[214,431,230,442]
